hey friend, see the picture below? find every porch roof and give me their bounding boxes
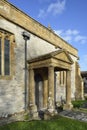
[28,49,73,70]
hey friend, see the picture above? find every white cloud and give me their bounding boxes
[65,29,79,35]
[74,35,87,44]
[47,0,66,15]
[55,29,87,70]
[63,35,72,41]
[37,9,46,18]
[38,0,66,18]
[55,30,63,36]
[55,29,87,44]
[55,29,79,36]
[55,29,72,42]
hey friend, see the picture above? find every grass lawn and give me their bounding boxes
[0,116,87,130]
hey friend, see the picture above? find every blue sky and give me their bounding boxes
[8,0,87,71]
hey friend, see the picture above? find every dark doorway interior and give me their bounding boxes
[35,73,43,111]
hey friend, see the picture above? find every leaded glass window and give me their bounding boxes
[0,31,12,77]
[4,38,10,75]
[0,30,15,79]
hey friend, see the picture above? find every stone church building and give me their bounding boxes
[0,0,84,118]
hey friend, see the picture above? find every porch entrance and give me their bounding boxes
[28,49,73,117]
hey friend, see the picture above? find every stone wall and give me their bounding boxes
[0,17,59,117]
[55,71,66,102]
[0,18,25,117]
[75,62,84,99]
[55,55,78,103]
[70,55,78,99]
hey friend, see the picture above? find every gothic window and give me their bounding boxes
[0,29,15,79]
[4,38,10,75]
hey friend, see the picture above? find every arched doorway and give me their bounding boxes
[35,73,43,111]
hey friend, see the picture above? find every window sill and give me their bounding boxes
[0,75,13,80]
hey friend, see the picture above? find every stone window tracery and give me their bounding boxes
[0,29,15,79]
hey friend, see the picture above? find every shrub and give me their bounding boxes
[72,100,86,108]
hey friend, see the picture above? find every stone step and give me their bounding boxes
[59,110,87,122]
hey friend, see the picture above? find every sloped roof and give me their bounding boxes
[28,49,73,64]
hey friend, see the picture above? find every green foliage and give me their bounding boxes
[0,116,87,130]
[72,100,86,108]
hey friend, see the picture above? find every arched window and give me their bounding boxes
[0,29,15,79]
[4,38,10,75]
